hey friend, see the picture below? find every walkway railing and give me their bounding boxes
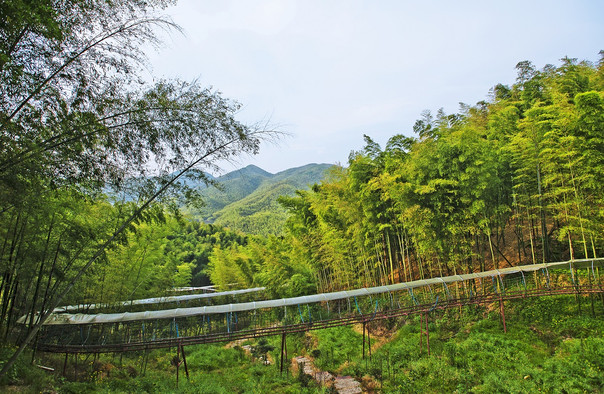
[18,258,604,354]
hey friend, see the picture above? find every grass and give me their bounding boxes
[336,295,604,392]
[1,293,602,392]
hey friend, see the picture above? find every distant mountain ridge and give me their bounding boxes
[185,163,333,235]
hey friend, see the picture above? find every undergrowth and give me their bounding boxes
[1,294,602,392]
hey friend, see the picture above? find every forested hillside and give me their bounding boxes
[0,0,274,376]
[191,165,273,216]
[187,163,332,235]
[207,55,604,294]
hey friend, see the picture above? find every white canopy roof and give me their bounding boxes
[52,287,267,313]
[21,258,602,326]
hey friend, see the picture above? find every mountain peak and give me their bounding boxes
[239,164,272,177]
[187,163,333,235]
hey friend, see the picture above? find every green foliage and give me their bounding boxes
[311,326,362,372]
[2,15,603,387]
[181,344,246,371]
[75,215,249,306]
[0,0,271,377]
[207,235,316,297]
[279,55,604,292]
[186,164,332,237]
[338,296,602,393]
[0,346,53,389]
[1,295,602,393]
[190,165,273,216]
[67,345,322,393]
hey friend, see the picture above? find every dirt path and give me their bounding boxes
[228,339,363,392]
[293,356,362,394]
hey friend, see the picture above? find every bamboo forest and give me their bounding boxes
[1,0,603,392]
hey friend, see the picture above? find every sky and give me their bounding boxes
[146,0,603,175]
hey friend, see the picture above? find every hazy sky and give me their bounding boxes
[147,0,603,175]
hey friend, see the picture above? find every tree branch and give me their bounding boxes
[0,129,267,378]
[5,17,176,123]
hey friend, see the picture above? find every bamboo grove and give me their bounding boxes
[0,1,602,366]
[272,56,604,292]
[0,0,271,369]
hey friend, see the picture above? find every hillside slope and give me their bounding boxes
[187,163,332,235]
[194,165,272,216]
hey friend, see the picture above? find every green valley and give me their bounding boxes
[186,163,332,236]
